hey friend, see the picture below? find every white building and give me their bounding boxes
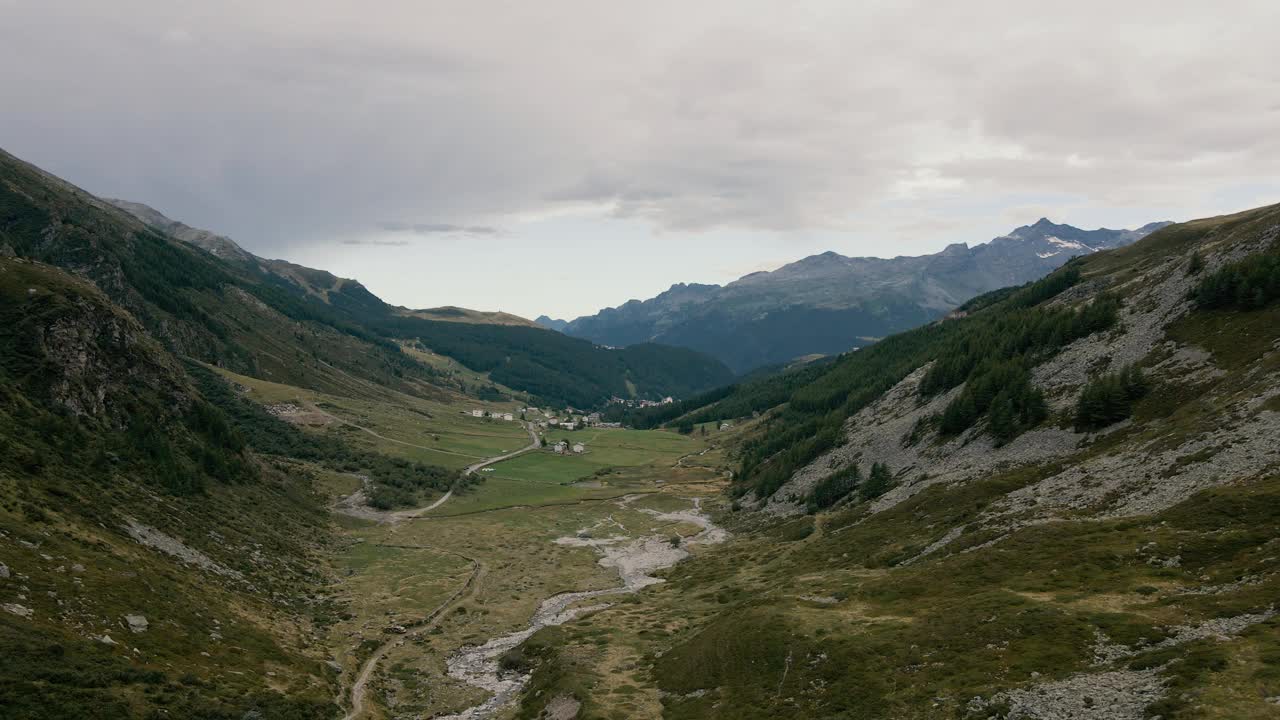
[502,413,514,421]
[572,443,585,453]
[471,409,484,417]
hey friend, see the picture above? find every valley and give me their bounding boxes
[1,146,1278,720]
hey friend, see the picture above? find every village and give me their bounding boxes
[462,404,635,459]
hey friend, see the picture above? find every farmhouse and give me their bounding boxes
[501,413,514,421]
[553,441,567,454]
[471,409,484,417]
[572,442,585,453]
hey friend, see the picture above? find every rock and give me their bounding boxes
[326,660,343,673]
[3,603,33,618]
[99,634,117,645]
[70,564,85,573]
[0,562,9,578]
[124,614,149,633]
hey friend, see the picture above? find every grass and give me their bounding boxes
[322,423,716,717]
[214,366,529,469]
[503,467,1280,719]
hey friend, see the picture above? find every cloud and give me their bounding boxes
[0,0,1276,257]
[377,221,500,236]
[340,238,411,247]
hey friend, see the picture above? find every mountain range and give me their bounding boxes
[542,219,1171,372]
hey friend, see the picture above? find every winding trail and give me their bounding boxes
[340,424,540,719]
[306,400,494,460]
[343,546,486,720]
[392,424,541,520]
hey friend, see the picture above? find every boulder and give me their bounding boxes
[3,603,33,618]
[124,614,149,633]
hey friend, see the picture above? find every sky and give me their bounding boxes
[2,1,1278,320]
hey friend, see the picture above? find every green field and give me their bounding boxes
[213,366,529,469]
[494,428,699,483]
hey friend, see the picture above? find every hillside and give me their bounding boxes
[0,256,339,717]
[558,202,1280,718]
[1,151,732,409]
[558,219,1170,372]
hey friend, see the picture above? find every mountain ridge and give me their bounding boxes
[558,219,1171,372]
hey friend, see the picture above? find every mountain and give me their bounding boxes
[561,219,1171,372]
[593,202,1280,718]
[404,306,541,327]
[105,198,257,264]
[0,144,732,717]
[79,178,733,408]
[535,315,570,332]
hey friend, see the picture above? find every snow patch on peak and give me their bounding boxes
[1047,236,1096,252]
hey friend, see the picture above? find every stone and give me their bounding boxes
[124,614,149,633]
[99,634,117,645]
[0,562,9,578]
[3,603,33,619]
[70,564,85,573]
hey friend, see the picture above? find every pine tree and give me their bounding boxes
[860,462,892,500]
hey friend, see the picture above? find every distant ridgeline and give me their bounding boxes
[554,219,1170,373]
[0,147,732,409]
[628,202,1280,504]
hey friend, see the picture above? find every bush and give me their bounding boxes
[809,464,860,510]
[1074,365,1149,432]
[1192,249,1280,310]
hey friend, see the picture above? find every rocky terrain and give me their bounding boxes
[610,204,1280,719]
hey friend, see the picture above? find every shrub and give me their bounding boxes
[1074,365,1149,432]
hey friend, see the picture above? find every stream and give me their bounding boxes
[436,497,727,719]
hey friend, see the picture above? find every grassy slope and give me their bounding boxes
[0,258,338,718]
[504,205,1280,719]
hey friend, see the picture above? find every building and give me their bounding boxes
[502,413,514,421]
[471,409,484,417]
[553,441,567,454]
[720,421,734,431]
[586,412,602,424]
[572,442,585,453]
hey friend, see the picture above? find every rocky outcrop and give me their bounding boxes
[0,258,193,427]
[766,213,1280,542]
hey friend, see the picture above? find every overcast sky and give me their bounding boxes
[3,1,1278,319]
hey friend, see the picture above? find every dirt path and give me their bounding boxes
[392,424,541,520]
[339,426,542,718]
[343,547,487,720]
[304,401,485,460]
[335,425,542,523]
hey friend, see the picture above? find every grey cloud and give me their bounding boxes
[341,238,411,247]
[377,221,500,236]
[0,0,1276,254]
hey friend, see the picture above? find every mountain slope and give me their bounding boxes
[567,202,1280,719]
[2,149,732,408]
[562,220,1170,372]
[0,256,338,718]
